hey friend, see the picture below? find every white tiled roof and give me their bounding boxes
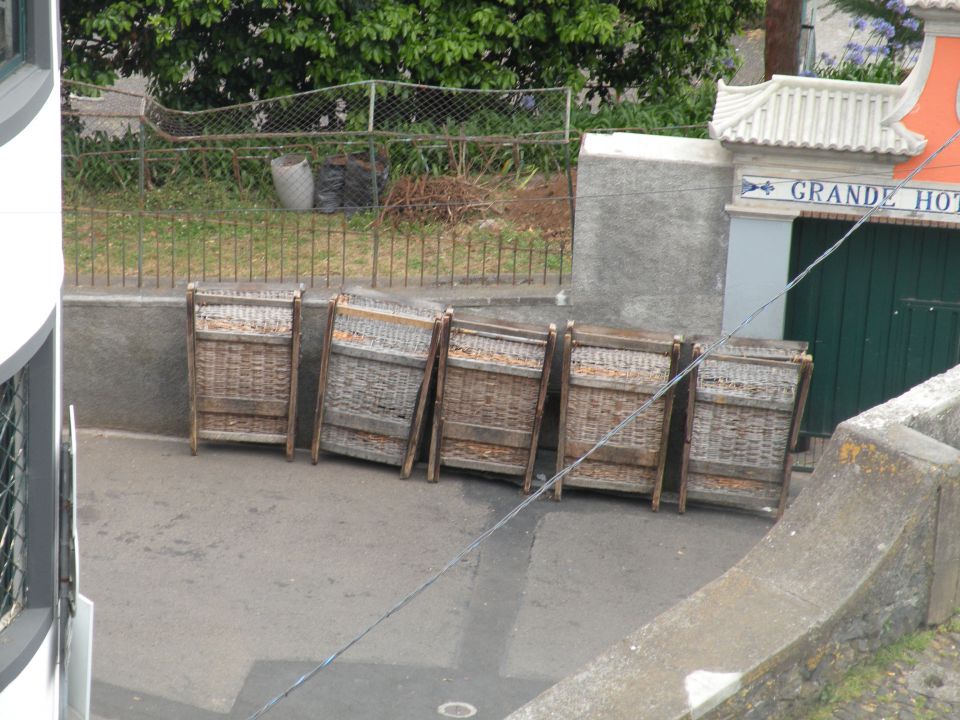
[709,75,926,157]
[906,0,960,10]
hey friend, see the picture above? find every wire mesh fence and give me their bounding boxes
[62,79,575,289]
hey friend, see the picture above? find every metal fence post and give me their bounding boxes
[136,118,147,287]
[368,81,381,288]
[564,87,575,250]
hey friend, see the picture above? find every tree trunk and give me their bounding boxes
[764,0,802,79]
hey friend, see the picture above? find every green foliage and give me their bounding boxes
[815,56,903,83]
[61,0,763,110]
[62,84,717,206]
[573,82,717,138]
[945,612,960,634]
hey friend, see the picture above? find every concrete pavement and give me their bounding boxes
[76,430,777,720]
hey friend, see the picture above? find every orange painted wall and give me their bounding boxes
[894,37,960,183]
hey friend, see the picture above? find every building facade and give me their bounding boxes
[0,0,90,717]
[714,0,960,436]
[573,0,960,438]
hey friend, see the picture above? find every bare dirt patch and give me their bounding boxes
[378,171,575,241]
[502,171,575,239]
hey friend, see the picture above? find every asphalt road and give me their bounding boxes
[76,430,776,720]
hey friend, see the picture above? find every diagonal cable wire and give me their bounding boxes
[247,125,960,720]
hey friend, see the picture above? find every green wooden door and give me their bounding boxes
[785,217,960,436]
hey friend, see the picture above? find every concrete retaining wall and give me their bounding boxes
[507,365,960,720]
[62,287,572,451]
[570,133,733,336]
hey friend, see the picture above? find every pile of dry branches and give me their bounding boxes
[378,175,494,225]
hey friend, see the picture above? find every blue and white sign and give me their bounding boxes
[741,175,960,217]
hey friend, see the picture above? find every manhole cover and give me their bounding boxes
[437,701,478,718]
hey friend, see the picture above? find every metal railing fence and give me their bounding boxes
[62,79,575,289]
[62,205,572,289]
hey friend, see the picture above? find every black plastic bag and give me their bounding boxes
[341,152,389,214]
[314,155,347,213]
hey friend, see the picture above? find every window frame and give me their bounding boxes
[0,310,59,692]
[0,0,55,147]
[0,0,27,81]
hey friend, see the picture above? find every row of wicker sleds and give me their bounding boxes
[186,285,812,519]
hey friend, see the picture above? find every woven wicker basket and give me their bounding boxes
[187,283,303,459]
[428,314,556,489]
[554,322,681,510]
[311,293,443,477]
[679,337,813,518]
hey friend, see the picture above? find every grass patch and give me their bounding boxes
[63,151,574,288]
[803,627,937,720]
[62,194,571,288]
[63,134,575,288]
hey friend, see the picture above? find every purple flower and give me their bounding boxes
[819,52,836,67]
[851,17,868,31]
[800,69,817,77]
[848,49,866,66]
[903,17,920,31]
[871,17,896,39]
[721,57,736,69]
[846,41,865,54]
[885,0,908,16]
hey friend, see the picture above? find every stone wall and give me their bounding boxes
[506,365,960,720]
